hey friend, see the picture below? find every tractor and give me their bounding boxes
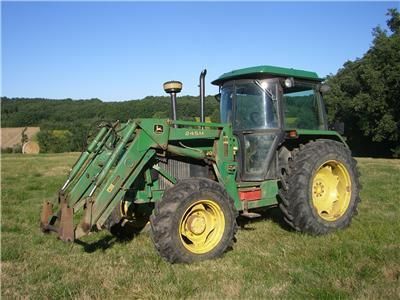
[40,65,361,263]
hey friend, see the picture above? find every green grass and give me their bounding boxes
[1,154,400,299]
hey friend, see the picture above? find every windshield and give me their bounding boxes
[220,84,233,123]
[220,80,278,130]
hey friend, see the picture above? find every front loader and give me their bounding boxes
[41,65,361,263]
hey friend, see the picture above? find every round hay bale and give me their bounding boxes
[22,141,40,154]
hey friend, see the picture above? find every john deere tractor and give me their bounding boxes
[40,65,360,263]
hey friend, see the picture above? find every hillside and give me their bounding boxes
[1,96,220,128]
[1,96,220,152]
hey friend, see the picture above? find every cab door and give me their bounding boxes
[232,80,284,181]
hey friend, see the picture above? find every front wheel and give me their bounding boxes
[279,139,361,235]
[150,178,237,263]
[104,201,148,239]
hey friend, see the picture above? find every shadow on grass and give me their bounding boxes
[75,235,118,253]
[237,206,293,232]
[75,224,142,253]
[75,208,291,253]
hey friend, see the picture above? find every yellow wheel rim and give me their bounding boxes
[179,200,225,254]
[312,160,352,221]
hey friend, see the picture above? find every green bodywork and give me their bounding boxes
[212,65,324,85]
[44,65,346,240]
[291,129,347,146]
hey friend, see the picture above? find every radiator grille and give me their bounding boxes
[157,158,191,190]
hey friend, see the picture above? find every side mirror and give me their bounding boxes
[319,84,331,94]
[330,121,344,135]
[214,93,221,102]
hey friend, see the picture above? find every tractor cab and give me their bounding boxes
[212,65,328,181]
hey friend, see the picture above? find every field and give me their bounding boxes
[1,154,400,299]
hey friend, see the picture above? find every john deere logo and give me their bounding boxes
[154,125,164,134]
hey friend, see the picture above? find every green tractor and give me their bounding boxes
[40,65,360,263]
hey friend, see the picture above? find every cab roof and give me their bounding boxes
[211,65,323,85]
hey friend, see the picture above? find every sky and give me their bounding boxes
[1,1,398,101]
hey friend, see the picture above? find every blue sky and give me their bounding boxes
[2,1,398,101]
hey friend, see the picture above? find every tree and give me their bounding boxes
[325,8,400,157]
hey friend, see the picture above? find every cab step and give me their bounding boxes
[241,212,261,219]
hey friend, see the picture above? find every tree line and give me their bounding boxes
[1,96,220,153]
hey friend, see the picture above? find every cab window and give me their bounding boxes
[283,84,324,130]
[234,82,278,130]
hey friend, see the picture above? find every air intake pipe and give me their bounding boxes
[163,81,182,126]
[199,69,207,123]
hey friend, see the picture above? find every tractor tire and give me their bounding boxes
[104,202,147,240]
[150,178,238,263]
[278,139,361,235]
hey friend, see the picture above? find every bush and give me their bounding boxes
[1,145,22,154]
[391,146,400,158]
[37,130,74,153]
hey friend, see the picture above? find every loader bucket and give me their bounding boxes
[58,202,74,242]
[40,198,74,241]
[40,201,53,230]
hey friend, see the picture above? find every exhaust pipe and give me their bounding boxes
[163,81,182,126]
[199,69,207,123]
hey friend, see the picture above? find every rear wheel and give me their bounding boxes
[279,139,361,235]
[150,178,237,263]
[312,160,352,221]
